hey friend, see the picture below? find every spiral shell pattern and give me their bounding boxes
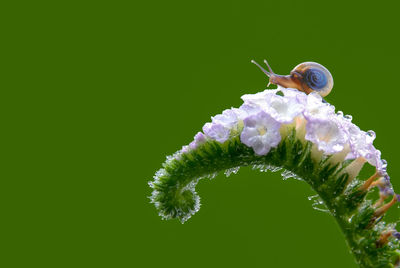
[292,62,334,97]
[304,68,327,90]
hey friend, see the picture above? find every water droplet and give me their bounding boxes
[344,114,352,121]
[154,168,167,180]
[381,159,388,170]
[308,195,329,213]
[224,167,240,177]
[252,164,269,172]
[367,130,376,140]
[252,164,261,170]
[308,194,319,201]
[281,170,302,181]
[207,172,218,180]
[269,166,282,172]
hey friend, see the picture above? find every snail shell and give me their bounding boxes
[291,62,333,97]
[251,59,334,97]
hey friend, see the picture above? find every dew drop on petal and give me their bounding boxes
[366,130,376,140]
[344,114,352,121]
[381,159,388,168]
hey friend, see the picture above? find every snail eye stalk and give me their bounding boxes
[263,59,274,73]
[251,60,272,77]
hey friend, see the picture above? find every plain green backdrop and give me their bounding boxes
[3,0,400,267]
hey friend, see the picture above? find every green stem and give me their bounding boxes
[150,128,400,267]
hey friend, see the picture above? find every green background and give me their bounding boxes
[4,0,400,267]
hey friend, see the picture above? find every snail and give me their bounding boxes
[251,59,334,97]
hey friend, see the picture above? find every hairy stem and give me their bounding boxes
[150,127,400,267]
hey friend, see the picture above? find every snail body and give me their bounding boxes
[251,59,334,97]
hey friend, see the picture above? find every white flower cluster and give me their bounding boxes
[184,86,386,176]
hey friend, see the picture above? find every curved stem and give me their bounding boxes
[150,128,400,267]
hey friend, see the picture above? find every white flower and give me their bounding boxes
[263,93,304,124]
[279,86,307,102]
[181,145,190,154]
[305,116,348,154]
[240,111,281,155]
[303,92,335,120]
[189,132,207,149]
[202,87,385,172]
[212,108,247,128]
[202,122,230,143]
[241,89,279,107]
[238,103,262,117]
[241,87,305,124]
